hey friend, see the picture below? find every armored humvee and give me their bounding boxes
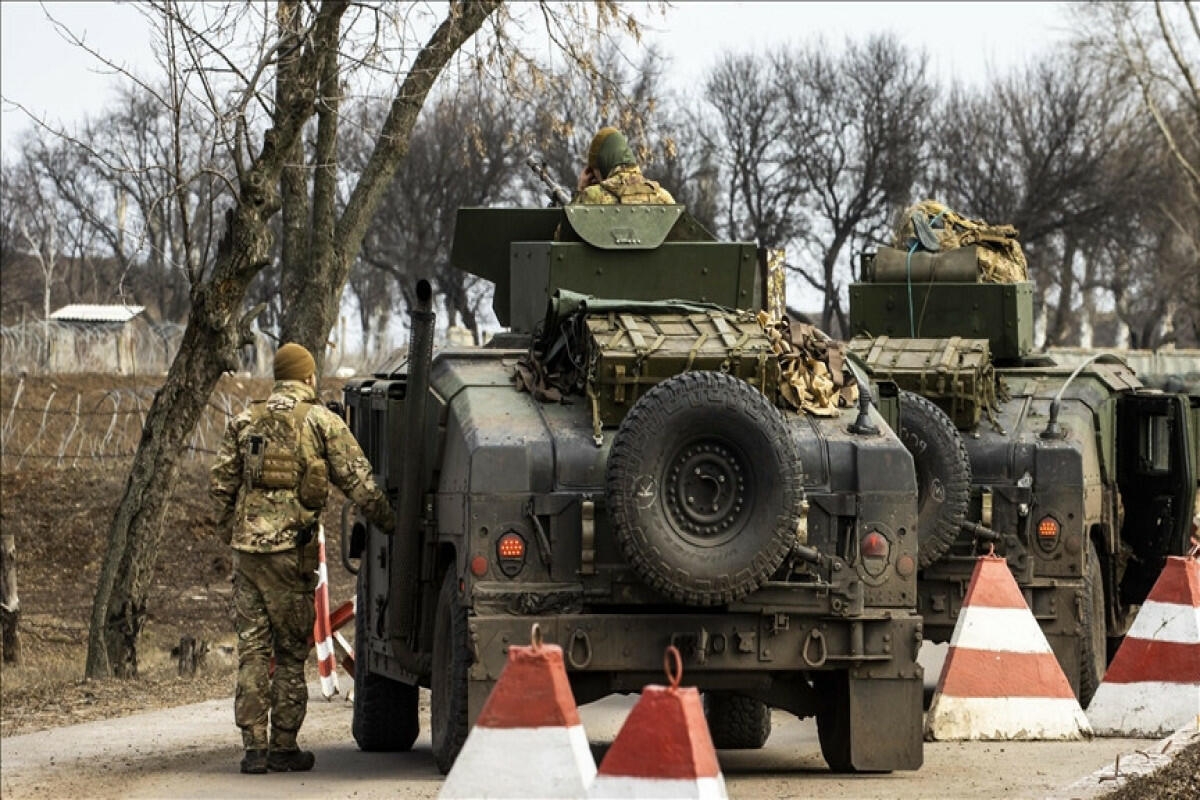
[342,205,925,774]
[847,243,1199,705]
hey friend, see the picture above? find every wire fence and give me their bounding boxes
[0,376,261,471]
[1,321,190,376]
[2,321,386,378]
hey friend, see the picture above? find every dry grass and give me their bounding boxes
[1,660,239,738]
[1,386,357,739]
[1,609,239,737]
[1101,740,1200,800]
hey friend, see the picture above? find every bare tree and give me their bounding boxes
[781,36,934,333]
[5,137,82,363]
[701,52,797,246]
[352,81,526,345]
[274,4,655,361]
[1075,0,1200,345]
[698,37,933,333]
[53,0,652,678]
[76,0,353,678]
[930,52,1178,347]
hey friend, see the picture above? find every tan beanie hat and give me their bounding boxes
[274,342,316,381]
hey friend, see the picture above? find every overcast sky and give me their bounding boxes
[1,1,1073,157]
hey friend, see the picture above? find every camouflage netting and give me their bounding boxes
[894,200,1028,283]
[758,312,858,417]
[763,248,787,323]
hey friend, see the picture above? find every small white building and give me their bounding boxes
[47,304,152,374]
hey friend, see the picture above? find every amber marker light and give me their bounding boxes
[1037,516,1060,552]
[498,535,525,559]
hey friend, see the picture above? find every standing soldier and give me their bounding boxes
[210,342,395,774]
[572,126,675,205]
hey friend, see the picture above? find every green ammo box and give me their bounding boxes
[847,336,993,429]
[587,311,780,426]
[849,281,1033,361]
[849,246,1034,361]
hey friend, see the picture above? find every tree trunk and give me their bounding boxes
[85,0,348,679]
[820,225,852,335]
[1047,241,1078,347]
[1,532,20,665]
[282,1,502,359]
[87,205,276,679]
[278,0,315,361]
[281,11,342,370]
[1079,253,1099,347]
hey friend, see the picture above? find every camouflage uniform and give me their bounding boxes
[572,164,675,205]
[210,380,393,754]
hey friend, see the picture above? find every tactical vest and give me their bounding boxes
[597,174,670,204]
[242,401,328,510]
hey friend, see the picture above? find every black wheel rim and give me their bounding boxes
[665,437,750,546]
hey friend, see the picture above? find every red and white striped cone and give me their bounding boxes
[925,552,1091,740]
[312,523,339,699]
[589,647,727,800]
[1087,553,1200,737]
[439,625,595,800]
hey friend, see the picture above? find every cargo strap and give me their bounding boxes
[905,208,946,337]
[606,314,666,362]
[685,331,710,371]
[586,381,603,447]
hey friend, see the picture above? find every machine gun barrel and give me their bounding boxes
[526,157,572,206]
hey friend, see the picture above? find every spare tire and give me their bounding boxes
[606,371,802,605]
[897,391,971,568]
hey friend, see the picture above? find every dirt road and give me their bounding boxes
[2,684,1172,800]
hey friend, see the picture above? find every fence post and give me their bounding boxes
[1,531,20,664]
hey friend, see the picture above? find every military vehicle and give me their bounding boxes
[341,205,926,774]
[847,238,1199,705]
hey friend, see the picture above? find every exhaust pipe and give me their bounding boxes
[389,279,435,641]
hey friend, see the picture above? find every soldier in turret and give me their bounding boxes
[573,126,675,205]
[210,342,395,775]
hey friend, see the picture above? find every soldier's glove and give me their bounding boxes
[374,510,396,536]
[295,525,315,547]
[370,499,396,535]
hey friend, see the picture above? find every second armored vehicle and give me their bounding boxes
[848,229,1198,704]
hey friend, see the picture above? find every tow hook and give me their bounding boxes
[567,628,592,669]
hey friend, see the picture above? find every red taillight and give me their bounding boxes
[1037,516,1060,552]
[862,530,888,558]
[860,530,890,577]
[470,555,488,577]
[496,532,526,577]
